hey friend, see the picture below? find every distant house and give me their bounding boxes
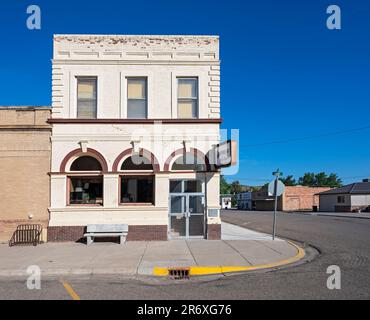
[252,185,331,211]
[220,195,232,209]
[236,192,252,210]
[318,179,370,212]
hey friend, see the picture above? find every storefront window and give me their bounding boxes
[120,175,154,204]
[119,154,155,204]
[69,176,103,205]
[68,155,104,205]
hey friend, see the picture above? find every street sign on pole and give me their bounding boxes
[270,169,285,240]
[268,180,285,197]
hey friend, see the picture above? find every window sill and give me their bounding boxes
[119,203,154,206]
[67,204,103,207]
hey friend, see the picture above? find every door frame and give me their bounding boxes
[168,179,206,239]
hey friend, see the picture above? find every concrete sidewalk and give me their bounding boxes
[0,223,303,277]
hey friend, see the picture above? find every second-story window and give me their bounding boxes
[77,77,97,119]
[178,77,198,118]
[127,78,147,119]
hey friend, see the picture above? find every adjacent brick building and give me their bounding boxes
[0,106,51,242]
[252,185,331,211]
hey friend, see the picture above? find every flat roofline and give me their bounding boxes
[54,34,219,38]
[0,106,51,110]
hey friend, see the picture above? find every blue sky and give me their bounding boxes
[0,0,369,185]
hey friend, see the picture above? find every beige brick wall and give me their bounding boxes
[282,186,331,211]
[0,107,51,242]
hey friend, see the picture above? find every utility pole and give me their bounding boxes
[272,169,282,240]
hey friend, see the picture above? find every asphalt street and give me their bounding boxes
[0,210,369,300]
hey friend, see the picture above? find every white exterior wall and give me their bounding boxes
[351,195,370,206]
[52,35,220,119]
[319,194,351,211]
[49,35,221,232]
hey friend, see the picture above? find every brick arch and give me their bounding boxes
[60,148,109,172]
[112,148,160,172]
[163,147,210,171]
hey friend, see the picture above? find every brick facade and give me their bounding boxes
[0,107,51,242]
[47,225,168,242]
[47,226,86,242]
[0,220,48,244]
[282,186,331,211]
[207,224,221,240]
[252,186,331,212]
[126,225,167,241]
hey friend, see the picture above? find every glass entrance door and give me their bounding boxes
[188,195,205,237]
[169,180,205,239]
[169,195,187,238]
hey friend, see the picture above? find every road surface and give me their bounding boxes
[0,210,369,300]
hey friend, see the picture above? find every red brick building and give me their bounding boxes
[252,186,331,211]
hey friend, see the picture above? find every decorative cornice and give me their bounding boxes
[52,60,220,65]
[48,118,222,124]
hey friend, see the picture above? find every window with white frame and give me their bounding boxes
[127,78,147,118]
[177,77,198,118]
[77,77,97,119]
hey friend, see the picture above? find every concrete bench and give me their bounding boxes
[84,224,128,245]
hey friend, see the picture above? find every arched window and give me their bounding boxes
[70,156,102,171]
[119,154,154,205]
[120,154,153,171]
[68,155,103,205]
[171,152,206,171]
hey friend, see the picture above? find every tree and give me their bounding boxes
[220,175,231,195]
[230,180,242,194]
[297,172,342,187]
[280,175,297,186]
[315,172,327,186]
[325,173,342,188]
[298,173,316,186]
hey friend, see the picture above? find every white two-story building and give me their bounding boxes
[48,35,223,241]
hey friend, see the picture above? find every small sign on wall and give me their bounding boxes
[213,140,237,168]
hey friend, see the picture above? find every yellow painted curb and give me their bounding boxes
[153,241,305,276]
[60,281,81,300]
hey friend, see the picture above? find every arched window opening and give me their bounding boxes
[171,152,206,171]
[119,154,155,205]
[120,154,153,171]
[68,155,103,206]
[70,156,102,171]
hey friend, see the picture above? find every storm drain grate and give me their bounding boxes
[168,267,190,279]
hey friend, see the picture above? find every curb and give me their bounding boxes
[291,212,370,220]
[152,241,305,276]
